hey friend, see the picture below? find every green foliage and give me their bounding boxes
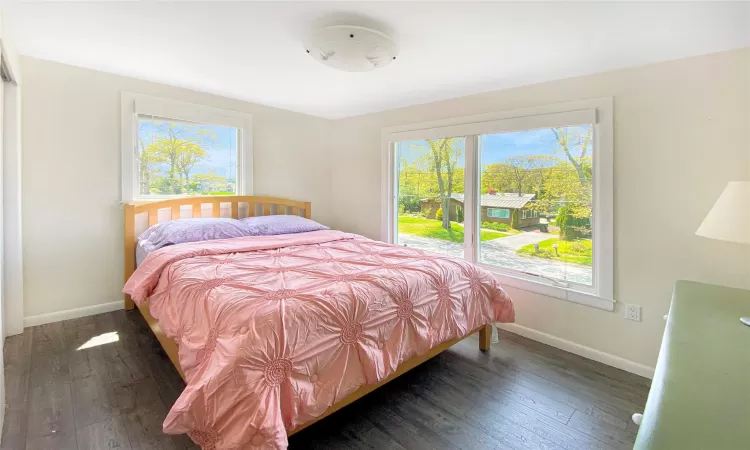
[398,216,508,243]
[516,238,592,266]
[435,207,443,221]
[398,187,422,213]
[137,121,234,196]
[150,176,181,195]
[456,206,464,223]
[556,204,591,241]
[481,221,510,232]
[192,173,232,194]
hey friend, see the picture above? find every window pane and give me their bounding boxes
[478,125,593,287]
[395,138,465,259]
[136,117,238,197]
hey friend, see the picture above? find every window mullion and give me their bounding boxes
[463,135,479,263]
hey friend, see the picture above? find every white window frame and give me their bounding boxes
[381,98,614,311]
[121,92,253,202]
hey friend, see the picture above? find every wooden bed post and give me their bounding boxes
[124,203,136,311]
[479,324,492,351]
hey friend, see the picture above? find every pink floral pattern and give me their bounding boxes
[123,230,514,449]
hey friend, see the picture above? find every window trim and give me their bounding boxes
[381,98,614,311]
[121,92,253,202]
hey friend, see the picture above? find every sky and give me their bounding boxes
[138,118,238,180]
[396,125,592,168]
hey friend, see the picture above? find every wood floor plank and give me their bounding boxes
[438,351,575,423]
[290,406,385,450]
[139,349,186,408]
[363,400,461,450]
[71,372,119,429]
[25,431,78,450]
[419,360,618,450]
[341,417,408,450]
[420,366,587,450]
[65,323,111,381]
[582,405,628,430]
[386,389,509,450]
[26,378,75,439]
[1,330,33,450]
[112,377,163,414]
[488,335,648,407]
[120,401,184,450]
[448,342,636,424]
[567,410,638,450]
[105,351,150,387]
[28,322,70,388]
[76,415,132,450]
[452,338,645,416]
[500,331,651,392]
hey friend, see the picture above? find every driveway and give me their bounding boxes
[398,231,592,286]
[490,231,550,250]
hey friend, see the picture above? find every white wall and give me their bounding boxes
[21,57,333,320]
[329,48,750,371]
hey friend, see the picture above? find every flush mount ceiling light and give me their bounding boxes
[305,23,398,72]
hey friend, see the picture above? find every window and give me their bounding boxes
[488,208,510,219]
[383,98,613,310]
[121,93,253,201]
[394,138,466,258]
[478,125,594,287]
[520,209,538,219]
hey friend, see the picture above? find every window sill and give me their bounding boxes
[479,265,615,312]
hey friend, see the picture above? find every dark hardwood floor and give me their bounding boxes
[2,310,649,449]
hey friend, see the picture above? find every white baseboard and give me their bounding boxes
[497,323,655,379]
[24,301,124,328]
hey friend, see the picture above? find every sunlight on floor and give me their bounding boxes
[77,331,119,350]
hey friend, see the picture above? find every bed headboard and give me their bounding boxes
[123,196,311,310]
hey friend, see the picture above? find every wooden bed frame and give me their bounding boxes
[123,195,492,436]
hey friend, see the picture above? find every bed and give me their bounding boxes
[123,195,515,449]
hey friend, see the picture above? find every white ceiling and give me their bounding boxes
[7,2,750,119]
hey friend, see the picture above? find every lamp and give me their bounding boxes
[695,181,750,326]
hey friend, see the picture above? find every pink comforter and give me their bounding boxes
[123,230,514,449]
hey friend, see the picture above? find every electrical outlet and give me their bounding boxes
[625,304,642,322]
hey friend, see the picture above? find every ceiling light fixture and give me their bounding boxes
[305,23,398,72]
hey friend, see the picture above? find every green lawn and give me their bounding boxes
[398,216,509,243]
[517,238,592,266]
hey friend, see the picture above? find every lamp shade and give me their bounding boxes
[695,181,750,245]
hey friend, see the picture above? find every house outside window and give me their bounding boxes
[383,98,613,311]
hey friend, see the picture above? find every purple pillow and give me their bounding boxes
[240,215,328,236]
[138,218,251,255]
